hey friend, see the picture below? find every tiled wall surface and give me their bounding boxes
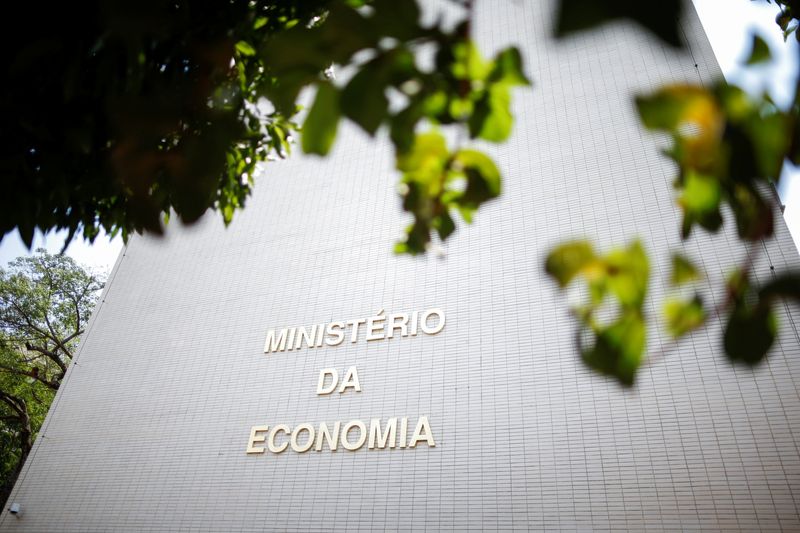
[4,1,800,531]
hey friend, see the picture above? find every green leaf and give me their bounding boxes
[488,47,531,86]
[745,34,772,65]
[371,0,422,41]
[582,311,646,387]
[605,241,649,308]
[760,273,800,301]
[397,131,449,181]
[729,184,774,240]
[681,171,721,215]
[302,83,341,156]
[454,149,502,204]
[434,211,456,241]
[663,295,706,338]
[395,221,430,255]
[724,304,776,365]
[475,84,513,142]
[451,41,489,81]
[341,60,390,136]
[545,241,596,287]
[235,41,256,57]
[743,110,790,180]
[555,0,683,47]
[636,91,686,131]
[670,254,700,285]
[390,103,423,155]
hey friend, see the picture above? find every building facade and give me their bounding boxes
[3,1,800,531]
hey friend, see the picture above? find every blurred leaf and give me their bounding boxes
[488,47,531,86]
[724,304,776,365]
[454,149,502,207]
[390,102,423,155]
[681,171,721,217]
[555,0,683,47]
[235,41,256,57]
[471,84,513,142]
[341,59,390,136]
[451,40,489,81]
[605,241,649,308]
[434,210,455,240]
[670,254,700,285]
[545,241,596,287]
[729,184,774,240]
[371,0,422,41]
[302,82,341,156]
[582,311,645,387]
[760,272,800,301]
[663,295,706,338]
[397,131,449,184]
[745,34,772,65]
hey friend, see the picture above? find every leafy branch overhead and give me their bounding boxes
[273,0,529,253]
[2,0,527,255]
[545,0,800,385]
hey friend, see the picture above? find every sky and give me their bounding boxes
[0,0,797,273]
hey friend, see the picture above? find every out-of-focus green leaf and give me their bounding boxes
[397,131,449,185]
[555,0,683,47]
[341,60,390,136]
[605,241,649,308]
[302,82,341,156]
[670,254,700,285]
[744,111,790,179]
[454,149,502,206]
[760,273,800,301]
[235,40,256,56]
[545,241,596,287]
[679,171,723,238]
[451,41,489,81]
[395,132,506,254]
[390,102,423,155]
[745,34,772,65]
[681,171,721,215]
[546,239,650,386]
[434,211,455,240]
[582,311,645,387]
[663,295,706,338]
[488,47,531,86]
[730,184,774,240]
[472,84,513,142]
[371,0,422,41]
[637,87,723,156]
[724,304,776,365]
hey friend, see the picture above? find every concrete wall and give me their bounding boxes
[4,1,800,530]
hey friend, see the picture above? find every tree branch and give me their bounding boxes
[0,363,60,390]
[23,343,67,374]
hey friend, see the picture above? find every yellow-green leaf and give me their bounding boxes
[302,83,340,156]
[663,295,706,338]
[745,34,771,65]
[545,241,596,287]
[235,40,256,57]
[670,254,700,285]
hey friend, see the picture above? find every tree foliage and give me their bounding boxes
[1,0,527,255]
[0,251,103,505]
[545,0,800,385]
[2,1,326,246]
